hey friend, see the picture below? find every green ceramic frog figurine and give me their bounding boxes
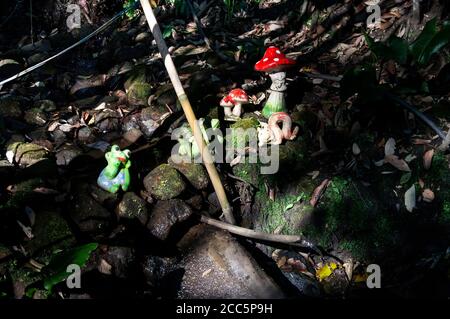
[97,145,131,193]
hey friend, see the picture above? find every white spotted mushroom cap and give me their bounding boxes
[220,88,249,106]
[255,46,296,73]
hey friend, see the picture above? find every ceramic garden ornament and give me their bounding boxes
[177,118,222,160]
[258,112,299,147]
[97,145,131,193]
[255,46,296,118]
[220,88,249,121]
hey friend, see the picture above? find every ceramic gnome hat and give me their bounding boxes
[255,46,296,73]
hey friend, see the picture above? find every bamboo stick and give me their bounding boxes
[139,0,235,224]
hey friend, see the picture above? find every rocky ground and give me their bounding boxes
[0,0,449,299]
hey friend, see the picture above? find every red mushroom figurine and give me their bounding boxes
[220,88,249,121]
[255,46,295,118]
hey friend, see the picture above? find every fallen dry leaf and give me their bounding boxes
[385,137,396,156]
[422,189,435,203]
[405,185,416,212]
[352,143,361,155]
[310,179,330,207]
[316,262,338,281]
[385,154,411,172]
[423,149,434,170]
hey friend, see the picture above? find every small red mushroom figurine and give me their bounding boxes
[220,88,249,121]
[255,46,295,118]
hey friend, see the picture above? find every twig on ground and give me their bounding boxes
[199,214,319,252]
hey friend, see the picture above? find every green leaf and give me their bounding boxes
[400,172,412,185]
[418,22,450,65]
[25,288,37,299]
[365,33,409,64]
[364,33,388,59]
[42,243,98,291]
[284,203,294,210]
[387,36,409,64]
[162,24,174,39]
[410,18,437,63]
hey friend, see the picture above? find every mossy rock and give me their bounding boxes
[168,157,209,190]
[124,67,153,105]
[228,117,260,151]
[254,179,308,235]
[232,161,262,186]
[25,211,75,260]
[278,138,309,175]
[302,177,394,259]
[116,192,148,224]
[6,142,49,167]
[143,164,186,200]
[0,178,45,211]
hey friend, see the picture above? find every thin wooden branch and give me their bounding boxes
[199,214,317,250]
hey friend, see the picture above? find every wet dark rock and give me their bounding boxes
[185,195,204,210]
[77,127,96,144]
[143,164,186,200]
[90,185,119,207]
[321,267,349,296]
[55,144,82,166]
[146,199,193,241]
[95,109,120,133]
[168,157,209,190]
[73,96,103,109]
[207,192,221,215]
[24,108,47,126]
[282,271,321,297]
[142,255,175,287]
[135,32,152,43]
[141,104,169,123]
[122,114,141,132]
[116,192,149,224]
[178,226,285,298]
[98,246,136,279]
[19,39,51,54]
[70,75,107,99]
[69,194,112,234]
[27,52,49,65]
[154,85,177,107]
